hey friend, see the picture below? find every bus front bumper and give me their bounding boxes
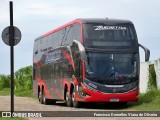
[75,85,139,102]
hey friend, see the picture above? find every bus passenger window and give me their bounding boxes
[64,26,73,45]
[73,24,81,41]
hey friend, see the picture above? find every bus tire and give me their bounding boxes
[66,92,72,107]
[42,92,50,105]
[72,91,80,108]
[39,91,43,104]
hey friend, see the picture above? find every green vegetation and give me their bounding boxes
[147,65,157,91]
[0,88,10,96]
[0,75,10,91]
[0,66,33,97]
[127,65,160,110]
[128,89,160,110]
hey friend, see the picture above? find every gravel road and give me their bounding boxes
[0,96,159,120]
[0,96,127,111]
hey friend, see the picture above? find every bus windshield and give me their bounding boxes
[85,52,139,83]
[83,24,138,47]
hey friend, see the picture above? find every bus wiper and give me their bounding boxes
[104,70,114,79]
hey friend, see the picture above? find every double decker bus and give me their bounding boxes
[33,18,150,108]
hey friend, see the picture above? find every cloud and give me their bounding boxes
[24,2,89,18]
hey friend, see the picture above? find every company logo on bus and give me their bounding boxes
[94,26,127,31]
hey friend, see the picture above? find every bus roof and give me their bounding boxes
[35,18,133,41]
[77,18,132,24]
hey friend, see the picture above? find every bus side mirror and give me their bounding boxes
[72,40,87,61]
[139,44,150,61]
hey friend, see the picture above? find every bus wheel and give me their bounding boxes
[39,91,43,104]
[72,92,80,108]
[42,92,50,105]
[66,92,72,107]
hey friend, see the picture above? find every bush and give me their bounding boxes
[14,65,33,96]
[0,65,33,97]
[15,87,33,97]
[137,89,160,104]
[0,75,10,90]
[0,88,10,96]
[15,65,32,89]
[147,65,157,91]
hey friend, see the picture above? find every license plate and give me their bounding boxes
[110,98,119,102]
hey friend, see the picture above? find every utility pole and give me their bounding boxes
[1,1,21,117]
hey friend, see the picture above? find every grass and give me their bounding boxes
[127,89,160,110]
[0,88,10,96]
[14,87,33,97]
[0,88,33,97]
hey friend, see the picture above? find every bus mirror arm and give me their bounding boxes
[73,40,87,61]
[139,44,150,61]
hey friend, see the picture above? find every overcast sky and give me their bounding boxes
[0,0,160,74]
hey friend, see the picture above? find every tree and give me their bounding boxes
[14,65,32,90]
[0,75,10,90]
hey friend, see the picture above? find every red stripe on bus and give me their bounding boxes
[72,77,78,86]
[38,61,44,67]
[82,60,85,81]
[61,49,75,70]
[33,58,40,68]
[42,20,82,37]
